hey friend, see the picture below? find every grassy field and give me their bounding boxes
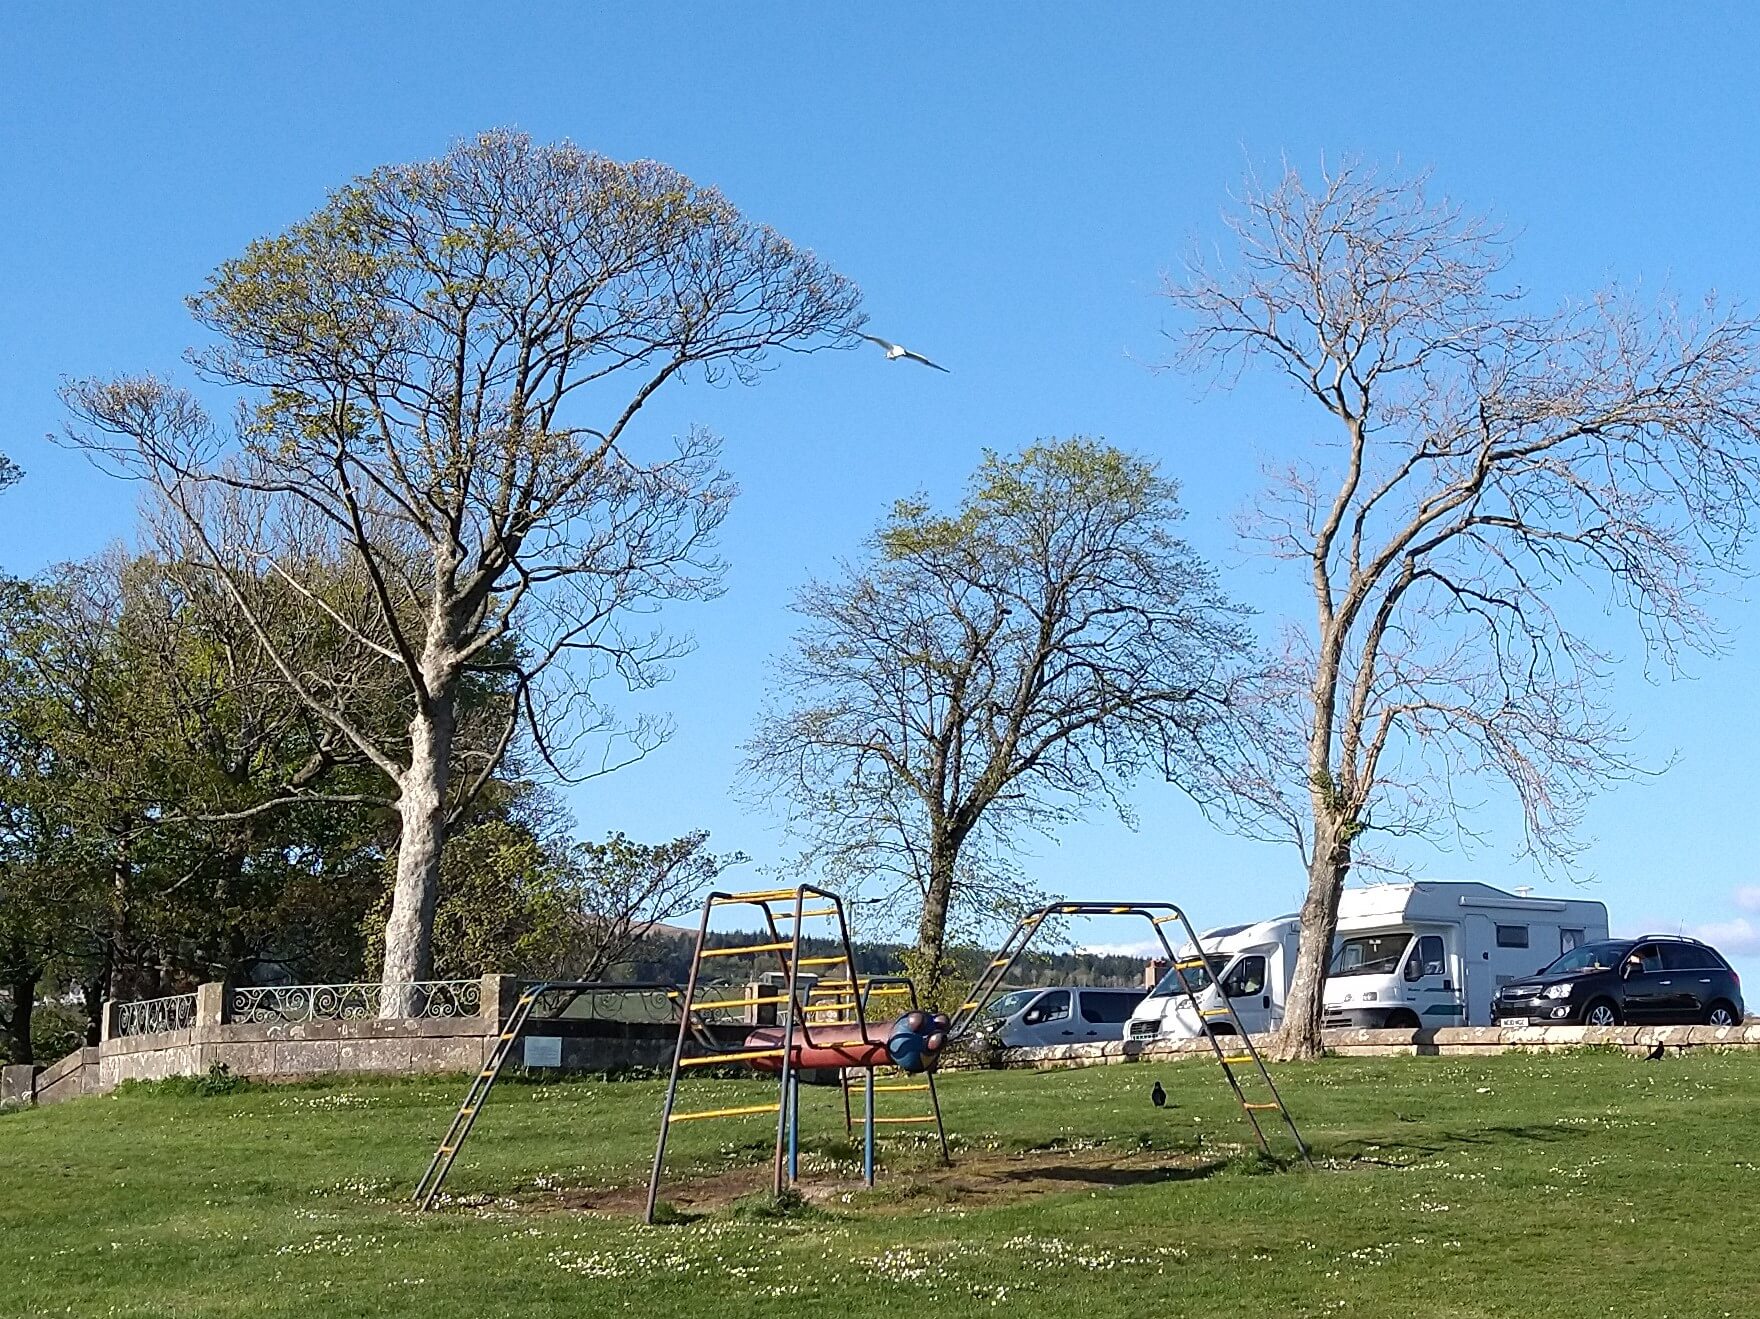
[1,1050,1754,1318]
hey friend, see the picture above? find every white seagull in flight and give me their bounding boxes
[854,331,950,373]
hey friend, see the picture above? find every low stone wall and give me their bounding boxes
[97,1015,496,1090]
[34,1046,100,1105]
[17,977,758,1104]
[1000,1020,1760,1069]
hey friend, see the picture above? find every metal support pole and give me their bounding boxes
[863,1069,876,1187]
[787,1071,800,1185]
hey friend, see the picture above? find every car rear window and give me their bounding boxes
[1661,943,1721,971]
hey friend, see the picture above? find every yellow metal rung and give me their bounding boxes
[668,1103,782,1123]
[459,1105,477,1116]
[680,1048,787,1067]
[712,889,803,904]
[479,1069,496,1077]
[1107,906,1134,913]
[691,993,789,1011]
[873,1083,929,1092]
[1243,1102,1283,1111]
[699,941,794,958]
[1151,914,1184,925]
[957,1000,980,1011]
[797,955,854,966]
[989,958,1011,967]
[437,1144,455,1154]
[499,1032,515,1040]
[1222,1055,1255,1067]
[1200,1008,1235,1017]
[775,907,840,919]
[1175,959,1209,970]
[858,1116,938,1125]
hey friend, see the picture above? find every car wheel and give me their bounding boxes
[1707,1002,1740,1027]
[1205,1024,1237,1037]
[1584,1000,1620,1027]
[1385,1010,1421,1029]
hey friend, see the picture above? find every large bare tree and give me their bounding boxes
[63,130,859,1008]
[1163,163,1760,1058]
[744,439,1250,999]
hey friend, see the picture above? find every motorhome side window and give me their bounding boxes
[1404,935,1445,981]
[1330,933,1411,976]
[1495,924,1529,948]
[1560,928,1585,955]
[1222,955,1267,998]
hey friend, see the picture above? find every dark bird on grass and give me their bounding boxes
[1646,1041,1666,1062]
[854,331,950,373]
[1150,1080,1166,1108]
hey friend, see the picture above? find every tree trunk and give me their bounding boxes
[106,822,132,1001]
[4,970,37,1065]
[1273,816,1354,1061]
[912,834,959,1006]
[379,692,455,1016]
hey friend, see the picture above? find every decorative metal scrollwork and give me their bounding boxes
[227,980,482,1024]
[116,993,198,1037]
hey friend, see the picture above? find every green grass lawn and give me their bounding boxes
[2,1050,1754,1318]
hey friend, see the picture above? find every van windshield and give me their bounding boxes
[1330,933,1412,977]
[1151,957,1219,997]
[981,990,1040,1019]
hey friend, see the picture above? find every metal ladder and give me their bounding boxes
[413,981,686,1211]
[413,983,544,1210]
[646,884,878,1221]
[827,976,951,1176]
[949,901,1311,1165]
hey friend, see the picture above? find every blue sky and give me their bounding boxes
[4,5,1760,973]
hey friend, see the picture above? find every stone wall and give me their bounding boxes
[999,1020,1760,1069]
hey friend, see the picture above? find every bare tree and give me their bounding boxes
[556,830,744,982]
[744,439,1250,999]
[62,130,859,1009]
[1163,162,1760,1058]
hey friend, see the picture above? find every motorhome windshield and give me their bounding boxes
[1330,933,1412,977]
[1151,957,1219,997]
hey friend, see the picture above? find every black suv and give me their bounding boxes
[1491,935,1745,1028]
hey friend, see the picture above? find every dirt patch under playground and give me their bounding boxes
[543,1145,1232,1218]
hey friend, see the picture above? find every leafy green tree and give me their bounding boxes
[65,130,860,1010]
[745,439,1250,997]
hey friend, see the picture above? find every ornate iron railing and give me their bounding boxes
[228,980,482,1024]
[116,993,198,1037]
[524,983,681,1024]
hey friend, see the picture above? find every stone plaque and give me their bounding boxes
[523,1035,563,1068]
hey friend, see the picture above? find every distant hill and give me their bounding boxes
[616,927,1148,990]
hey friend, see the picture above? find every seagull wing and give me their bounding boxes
[901,348,950,373]
[853,331,898,351]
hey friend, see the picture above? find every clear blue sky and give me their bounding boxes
[4,5,1759,972]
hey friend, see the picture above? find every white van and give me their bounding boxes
[1126,915,1303,1042]
[1323,882,1608,1029]
[978,985,1147,1048]
[1126,882,1610,1040]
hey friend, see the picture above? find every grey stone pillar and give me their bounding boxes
[195,982,228,1032]
[479,974,519,1025]
[100,999,121,1044]
[0,1064,37,1106]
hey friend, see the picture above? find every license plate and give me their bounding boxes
[1500,1017,1529,1027]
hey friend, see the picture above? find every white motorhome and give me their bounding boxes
[1323,882,1608,1029]
[1125,882,1610,1040]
